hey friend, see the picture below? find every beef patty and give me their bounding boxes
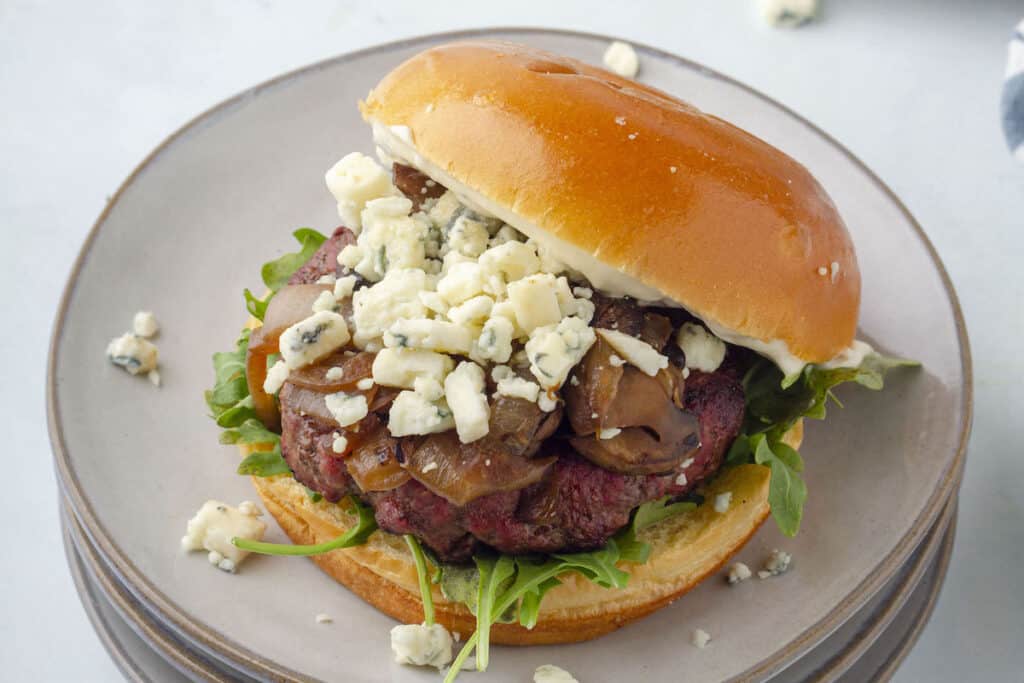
[274,180,747,562]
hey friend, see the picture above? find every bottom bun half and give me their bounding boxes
[243,421,802,645]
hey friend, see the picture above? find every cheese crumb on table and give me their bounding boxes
[181,500,266,573]
[132,311,159,338]
[106,332,159,377]
[759,0,818,27]
[602,40,640,78]
[315,613,333,624]
[390,622,454,669]
[758,549,793,578]
[534,664,580,683]
[727,562,753,584]
[691,628,712,649]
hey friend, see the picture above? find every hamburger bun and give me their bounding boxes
[361,41,860,367]
[242,421,801,644]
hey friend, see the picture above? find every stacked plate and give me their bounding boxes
[49,29,971,682]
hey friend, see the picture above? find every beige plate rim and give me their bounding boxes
[48,27,973,683]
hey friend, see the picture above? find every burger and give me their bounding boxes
[205,41,911,675]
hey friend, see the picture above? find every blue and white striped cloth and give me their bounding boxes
[1004,19,1024,161]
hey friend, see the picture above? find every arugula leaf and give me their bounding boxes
[443,497,697,681]
[752,434,807,535]
[473,554,515,671]
[736,350,916,536]
[205,330,251,421]
[236,447,290,477]
[614,497,697,564]
[243,288,269,321]
[220,418,280,446]
[233,496,377,555]
[743,352,918,435]
[405,535,435,626]
[261,228,327,291]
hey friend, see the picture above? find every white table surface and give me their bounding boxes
[2,1,1021,680]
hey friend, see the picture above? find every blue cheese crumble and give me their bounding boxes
[279,311,350,369]
[534,664,580,683]
[181,500,266,573]
[390,622,454,669]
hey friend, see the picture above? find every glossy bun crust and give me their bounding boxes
[361,41,860,363]
[243,422,801,645]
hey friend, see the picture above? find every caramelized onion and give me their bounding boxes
[252,284,333,351]
[344,415,410,492]
[279,384,337,426]
[403,428,556,506]
[244,284,333,430]
[287,351,375,392]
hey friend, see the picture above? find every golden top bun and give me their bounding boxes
[242,421,801,644]
[361,41,860,365]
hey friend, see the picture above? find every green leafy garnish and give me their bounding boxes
[205,330,256,428]
[260,228,327,291]
[206,229,330,469]
[243,289,269,321]
[405,535,436,626]
[442,497,696,682]
[732,351,918,535]
[233,496,377,556]
[236,449,290,477]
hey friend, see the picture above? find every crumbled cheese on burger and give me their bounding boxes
[527,317,597,390]
[597,328,668,376]
[324,391,368,427]
[263,360,290,394]
[319,156,622,443]
[324,151,399,232]
[443,361,490,443]
[279,311,350,369]
[388,390,455,437]
[714,491,733,513]
[675,322,726,373]
[372,348,454,389]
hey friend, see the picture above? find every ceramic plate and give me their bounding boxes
[62,495,956,683]
[49,28,970,682]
